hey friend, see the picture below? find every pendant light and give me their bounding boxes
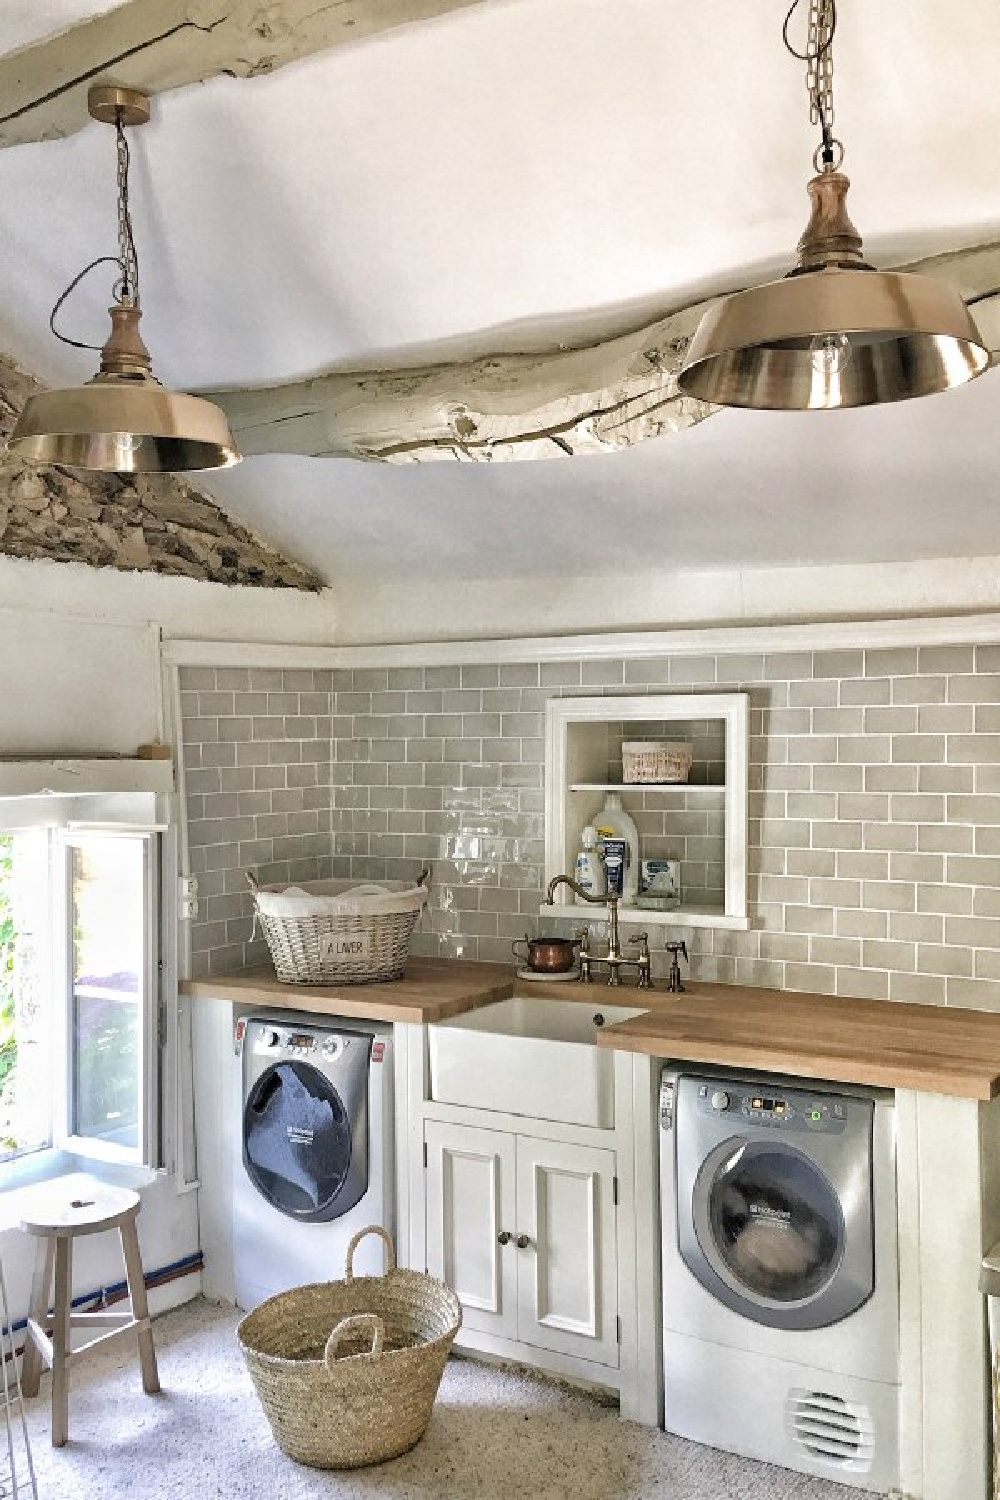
[8,86,239,472]
[677,2,989,411]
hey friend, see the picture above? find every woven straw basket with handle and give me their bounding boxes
[237,1226,461,1470]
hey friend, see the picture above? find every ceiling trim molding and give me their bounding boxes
[162,610,1000,669]
[0,0,492,151]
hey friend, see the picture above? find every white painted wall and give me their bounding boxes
[0,552,338,663]
[331,552,1000,645]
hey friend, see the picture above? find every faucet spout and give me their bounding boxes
[545,873,606,906]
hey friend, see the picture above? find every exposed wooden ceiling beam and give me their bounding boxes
[205,240,1000,465]
[0,0,492,150]
[208,296,717,464]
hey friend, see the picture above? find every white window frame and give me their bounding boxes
[55,828,160,1169]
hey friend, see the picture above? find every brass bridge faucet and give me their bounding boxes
[544,874,652,989]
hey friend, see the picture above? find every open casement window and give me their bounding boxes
[56,830,159,1167]
[0,784,169,1176]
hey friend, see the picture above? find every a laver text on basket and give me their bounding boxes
[319,933,374,963]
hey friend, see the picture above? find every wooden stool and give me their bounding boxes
[18,1173,160,1446]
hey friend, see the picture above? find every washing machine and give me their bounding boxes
[660,1066,899,1493]
[233,1013,394,1310]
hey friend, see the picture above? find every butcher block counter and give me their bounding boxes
[182,960,1000,1098]
[180,956,516,1024]
[596,979,1000,1100]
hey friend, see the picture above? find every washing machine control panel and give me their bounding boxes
[257,1027,347,1061]
[693,1080,848,1134]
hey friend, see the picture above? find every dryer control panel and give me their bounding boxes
[691,1078,849,1135]
[250,1024,349,1062]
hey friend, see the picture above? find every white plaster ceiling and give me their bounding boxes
[1,0,999,590]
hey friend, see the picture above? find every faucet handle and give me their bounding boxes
[576,926,591,955]
[629,931,650,959]
[664,939,689,993]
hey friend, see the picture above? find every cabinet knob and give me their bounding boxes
[515,1233,531,1250]
[497,1230,511,1246]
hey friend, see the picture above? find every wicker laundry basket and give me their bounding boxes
[237,1226,461,1470]
[248,870,429,985]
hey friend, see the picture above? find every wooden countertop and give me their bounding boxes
[180,956,517,1024]
[596,981,1000,1100]
[181,962,1000,1098]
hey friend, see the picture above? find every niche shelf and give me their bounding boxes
[543,693,749,932]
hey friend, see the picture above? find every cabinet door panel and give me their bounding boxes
[516,1136,619,1367]
[425,1121,517,1339]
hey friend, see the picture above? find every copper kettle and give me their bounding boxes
[511,933,581,973]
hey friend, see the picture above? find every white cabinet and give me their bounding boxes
[515,1134,619,1367]
[424,1120,619,1369]
[545,692,749,930]
[424,1120,518,1341]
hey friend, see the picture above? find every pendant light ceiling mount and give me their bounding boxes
[87,84,150,128]
[677,1,989,412]
[7,85,239,473]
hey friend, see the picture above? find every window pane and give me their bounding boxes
[71,839,146,1147]
[0,832,52,1159]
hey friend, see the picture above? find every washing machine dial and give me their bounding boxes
[711,1091,731,1112]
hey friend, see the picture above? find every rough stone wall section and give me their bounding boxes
[0,353,321,590]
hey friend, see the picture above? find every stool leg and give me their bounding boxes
[51,1237,72,1447]
[20,1236,53,1398]
[120,1217,159,1395]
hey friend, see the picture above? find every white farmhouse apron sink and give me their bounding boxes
[428,996,646,1128]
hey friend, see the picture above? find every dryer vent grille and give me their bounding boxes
[786,1388,874,1473]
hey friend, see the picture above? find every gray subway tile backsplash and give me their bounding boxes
[179,649,1000,1008]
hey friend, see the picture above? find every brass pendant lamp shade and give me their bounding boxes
[10,304,240,472]
[8,86,240,474]
[677,170,989,411]
[677,4,989,412]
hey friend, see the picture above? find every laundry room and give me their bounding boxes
[1,3,1000,1500]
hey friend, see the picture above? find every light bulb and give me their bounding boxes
[809,331,852,377]
[109,431,143,470]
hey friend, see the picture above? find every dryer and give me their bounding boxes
[660,1066,899,1493]
[233,1014,393,1310]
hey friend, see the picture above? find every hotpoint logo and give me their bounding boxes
[749,1202,791,1221]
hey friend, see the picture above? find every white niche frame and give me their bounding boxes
[543,693,749,931]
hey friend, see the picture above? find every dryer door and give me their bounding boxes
[243,1058,369,1223]
[685,1136,873,1330]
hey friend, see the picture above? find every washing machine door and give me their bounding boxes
[686,1135,872,1331]
[243,1058,368,1224]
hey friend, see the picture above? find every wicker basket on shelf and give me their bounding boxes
[237,1226,461,1470]
[247,870,429,985]
[622,740,693,784]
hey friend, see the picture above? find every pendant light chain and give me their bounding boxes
[806,1,835,149]
[783,0,839,168]
[115,110,141,308]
